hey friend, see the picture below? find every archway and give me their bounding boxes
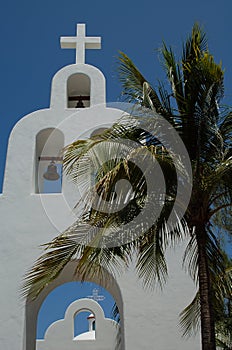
[25,260,124,350]
[67,73,90,108]
[36,281,117,340]
[35,128,64,193]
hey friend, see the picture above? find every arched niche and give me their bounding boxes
[67,73,90,108]
[35,128,64,194]
[25,260,124,350]
[74,310,96,338]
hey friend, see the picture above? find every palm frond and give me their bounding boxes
[22,218,133,299]
[118,51,165,114]
[136,213,188,291]
[179,291,201,338]
[218,109,232,149]
[182,233,199,282]
[182,23,208,63]
[22,232,85,299]
[136,229,168,290]
[160,42,184,113]
[117,51,145,101]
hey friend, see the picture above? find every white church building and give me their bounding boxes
[0,24,200,349]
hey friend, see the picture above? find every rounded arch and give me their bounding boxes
[50,64,106,110]
[73,309,95,338]
[25,260,124,350]
[35,128,64,193]
[67,73,90,108]
[37,281,116,340]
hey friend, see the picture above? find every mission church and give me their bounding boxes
[0,23,199,349]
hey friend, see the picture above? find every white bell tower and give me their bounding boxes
[0,23,199,350]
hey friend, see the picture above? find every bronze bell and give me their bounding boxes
[75,96,85,108]
[43,161,60,181]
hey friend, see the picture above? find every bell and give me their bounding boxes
[43,161,60,181]
[75,97,85,108]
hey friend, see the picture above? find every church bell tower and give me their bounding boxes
[0,23,199,350]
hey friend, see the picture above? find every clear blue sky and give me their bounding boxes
[1,0,231,340]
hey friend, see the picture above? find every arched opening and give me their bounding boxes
[36,281,117,341]
[73,310,96,339]
[67,73,90,108]
[25,261,124,350]
[35,128,64,193]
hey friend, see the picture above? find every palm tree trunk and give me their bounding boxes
[196,225,216,350]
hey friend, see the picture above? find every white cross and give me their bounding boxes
[60,23,101,64]
[87,288,105,301]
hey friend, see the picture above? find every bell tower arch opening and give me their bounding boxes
[35,128,64,194]
[67,73,90,108]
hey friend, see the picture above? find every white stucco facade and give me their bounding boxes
[0,23,200,350]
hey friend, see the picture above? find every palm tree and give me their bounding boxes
[23,24,232,350]
[116,23,232,350]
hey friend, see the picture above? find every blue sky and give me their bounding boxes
[1,0,231,340]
